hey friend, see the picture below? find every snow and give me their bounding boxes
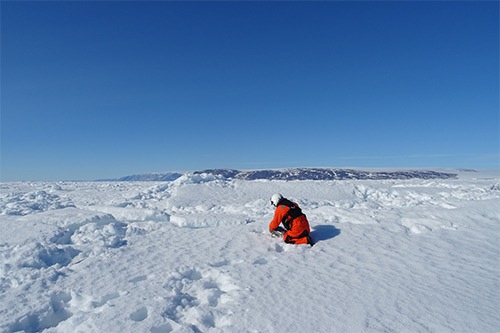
[1,170,499,332]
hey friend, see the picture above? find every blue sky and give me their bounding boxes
[1,1,498,181]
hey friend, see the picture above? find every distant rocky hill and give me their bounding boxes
[105,168,458,181]
[106,172,183,182]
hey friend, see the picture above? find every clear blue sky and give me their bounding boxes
[1,1,499,181]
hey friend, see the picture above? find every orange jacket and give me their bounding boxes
[269,201,311,239]
[269,202,298,231]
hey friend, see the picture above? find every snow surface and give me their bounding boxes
[1,170,499,332]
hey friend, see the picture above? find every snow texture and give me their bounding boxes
[0,169,499,332]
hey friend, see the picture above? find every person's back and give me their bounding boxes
[269,194,313,245]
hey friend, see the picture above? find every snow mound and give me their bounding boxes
[0,190,75,216]
[170,214,253,228]
[173,173,227,185]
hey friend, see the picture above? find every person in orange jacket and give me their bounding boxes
[269,193,313,245]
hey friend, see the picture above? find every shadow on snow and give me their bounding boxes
[311,225,340,243]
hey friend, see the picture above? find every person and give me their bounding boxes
[269,193,313,245]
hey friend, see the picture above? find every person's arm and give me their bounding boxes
[269,206,286,231]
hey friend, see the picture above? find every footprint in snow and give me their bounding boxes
[272,243,284,253]
[129,307,148,322]
[253,258,268,265]
[209,259,230,268]
[162,266,239,331]
[128,275,148,283]
[8,291,72,332]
